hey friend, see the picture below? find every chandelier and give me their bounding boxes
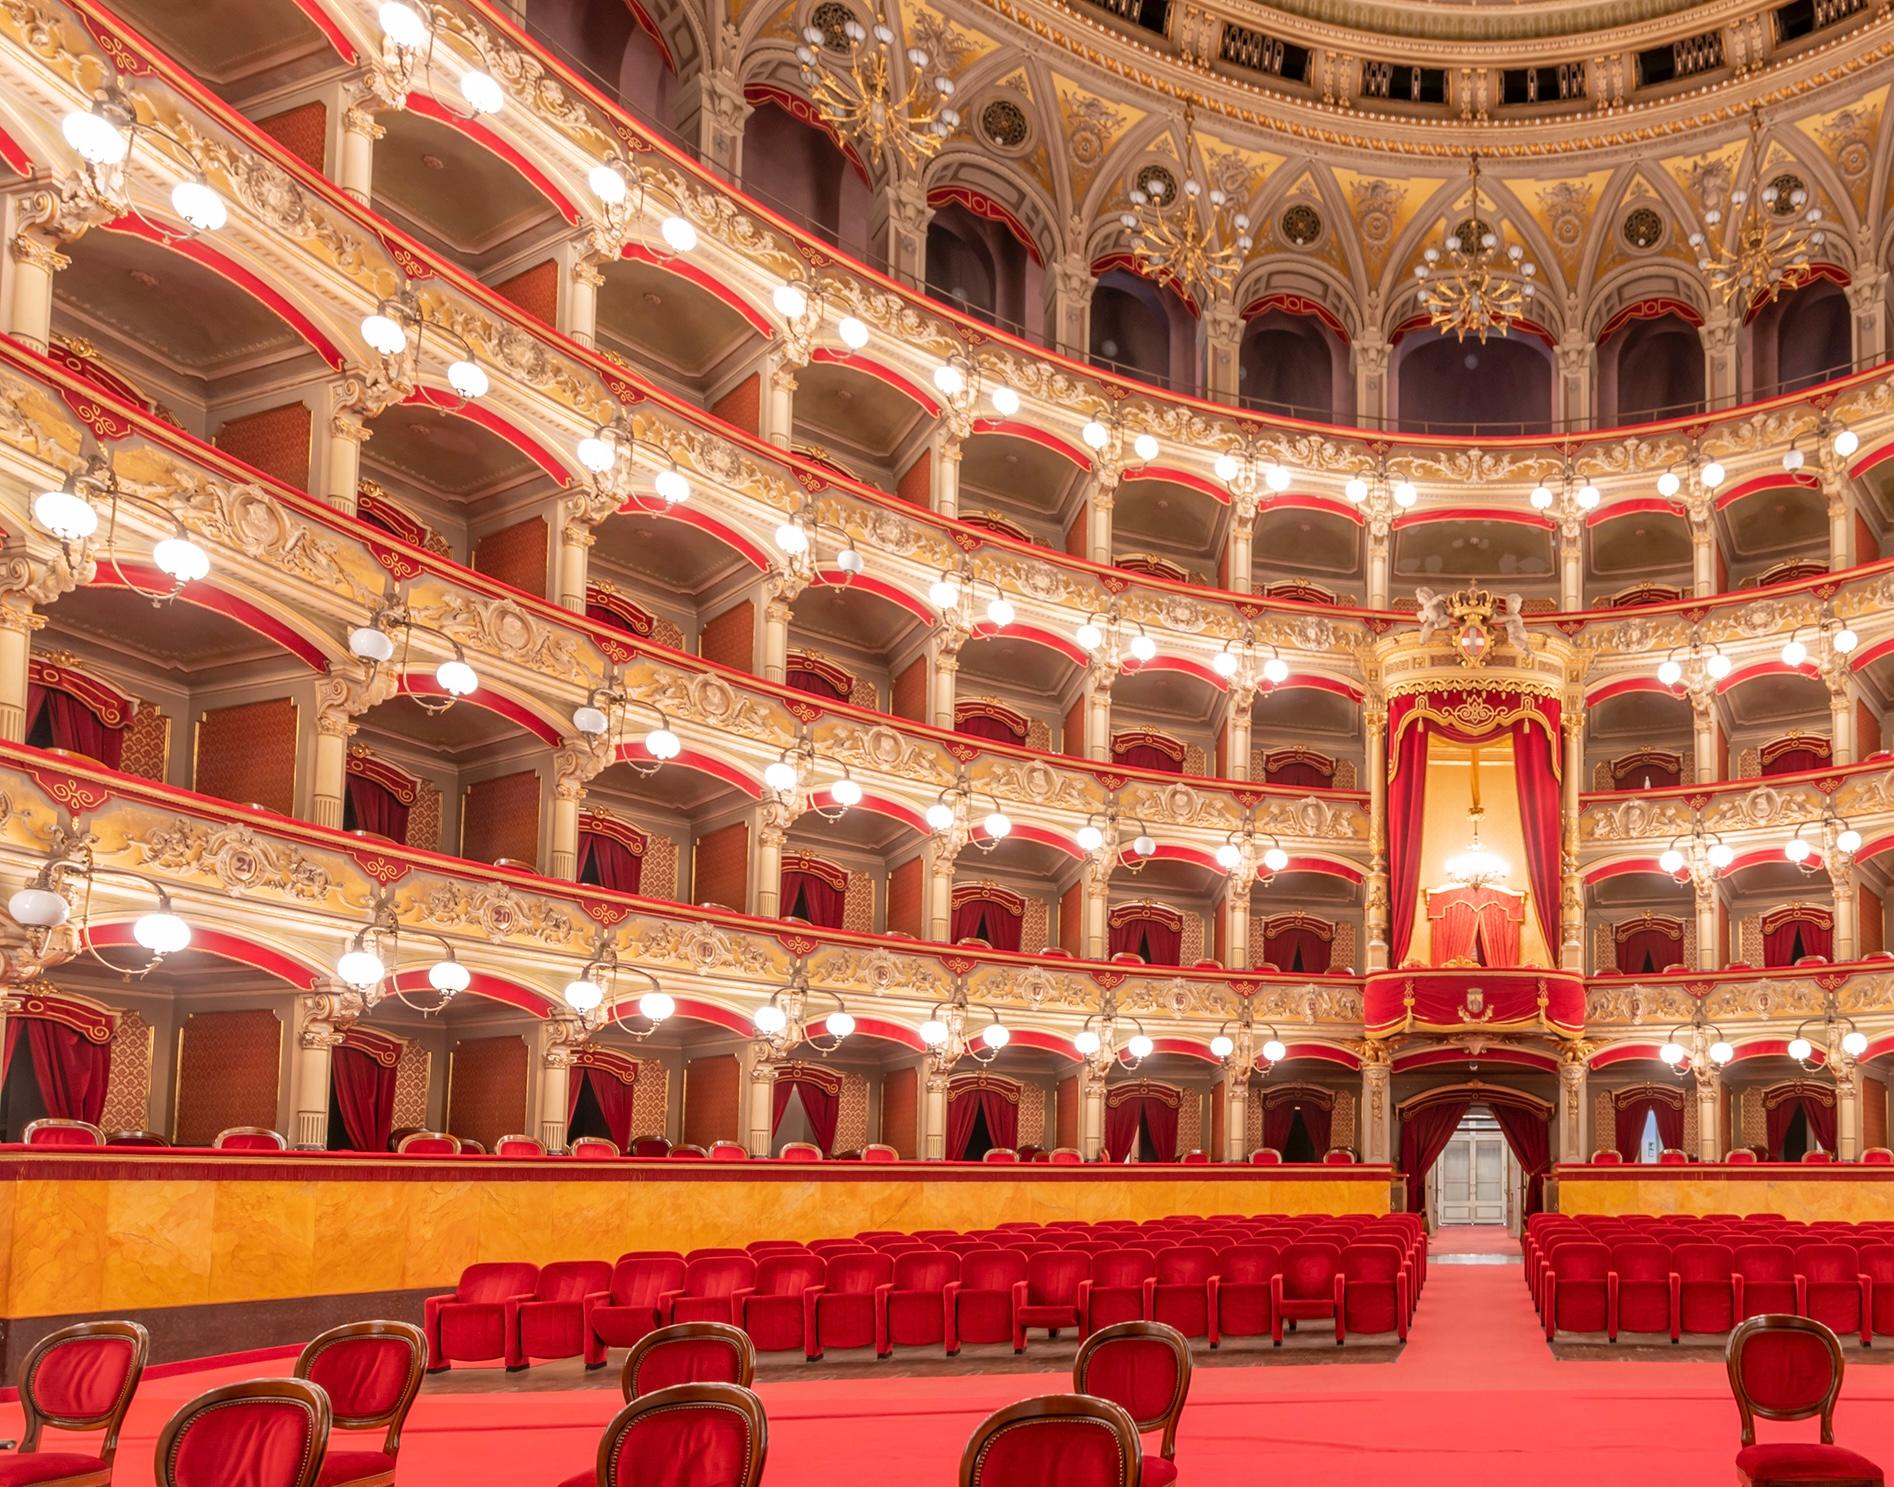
[1443,757,1509,889]
[1688,107,1825,309]
[1120,105,1253,304]
[1415,154,1536,343]
[795,7,960,176]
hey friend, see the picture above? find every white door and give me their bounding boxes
[1435,1120,1511,1226]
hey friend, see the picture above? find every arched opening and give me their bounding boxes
[787,581,931,714]
[1110,665,1224,778]
[953,631,1082,752]
[1237,306,1352,423]
[523,0,682,132]
[1252,870,1361,974]
[583,755,760,909]
[1089,267,1195,393]
[955,429,1089,548]
[1586,507,1693,608]
[1392,517,1557,605]
[1113,473,1228,586]
[924,197,1039,334]
[1717,479,1829,588]
[1719,668,1831,782]
[739,93,873,261]
[1250,504,1363,600]
[1249,686,1362,790]
[1584,689,1694,791]
[1600,312,1706,425]
[597,257,762,408]
[1391,330,1554,435]
[950,836,1074,952]
[1585,868,1693,977]
[1749,274,1854,397]
[589,509,762,657]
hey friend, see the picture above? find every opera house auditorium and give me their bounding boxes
[13,0,1894,1480]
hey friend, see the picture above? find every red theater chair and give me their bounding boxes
[294,1321,426,1487]
[1736,1246,1802,1321]
[585,1255,688,1366]
[665,1254,757,1327]
[1611,1241,1679,1342]
[1247,1148,1283,1165]
[861,1143,899,1162]
[1272,1242,1345,1345]
[666,1145,708,1160]
[507,1261,614,1369]
[959,1395,1141,1487]
[494,1135,543,1156]
[155,1379,331,1487]
[1728,1150,1761,1164]
[4,1320,148,1487]
[1674,1243,1741,1336]
[951,1250,1027,1353]
[1728,1316,1885,1487]
[628,1137,670,1157]
[1341,1245,1409,1340]
[424,1262,538,1371]
[1803,1151,1837,1165]
[1589,1150,1624,1164]
[981,1148,1019,1163]
[1862,1247,1894,1340]
[620,1324,755,1399]
[806,1250,892,1359]
[734,1254,826,1353]
[1073,1322,1191,1487]
[1863,1149,1894,1165]
[778,1143,823,1162]
[1013,1250,1090,1352]
[569,1137,619,1159]
[561,1382,768,1487]
[395,1132,458,1155]
[1544,1242,1612,1341]
[21,1120,103,1148]
[213,1127,286,1150]
[1211,1243,1280,1347]
[886,1250,960,1353]
[104,1130,166,1148]
[708,1141,748,1161]
[1797,1244,1873,1347]
[1082,1249,1157,1332]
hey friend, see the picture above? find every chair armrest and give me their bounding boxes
[1011,1279,1027,1312]
[731,1287,757,1320]
[1795,1276,1809,1315]
[943,1281,961,1354]
[1205,1274,1221,1349]
[1543,1274,1558,1340]
[1607,1271,1620,1340]
[1731,1274,1745,1318]
[1140,1276,1157,1319]
[1075,1278,1094,1331]
[1668,1273,1682,1342]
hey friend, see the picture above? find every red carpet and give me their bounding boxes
[14,1247,1894,1485]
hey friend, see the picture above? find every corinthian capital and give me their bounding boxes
[315,662,399,737]
[553,733,614,801]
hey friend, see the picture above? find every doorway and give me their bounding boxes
[1432,1111,1515,1227]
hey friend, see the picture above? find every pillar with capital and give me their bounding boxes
[1365,521,1392,611]
[1692,1063,1723,1161]
[1081,856,1111,960]
[1690,686,1720,786]
[5,179,119,352]
[760,573,803,685]
[1083,478,1116,566]
[753,806,789,920]
[1556,333,1594,429]
[1046,251,1095,357]
[877,172,932,290]
[927,623,968,731]
[744,1045,777,1157]
[311,664,398,830]
[1223,873,1252,970]
[537,1020,581,1151]
[1826,661,1857,769]
[1699,309,1739,408]
[1363,682,1390,970]
[339,92,382,204]
[1079,1063,1107,1159]
[1353,331,1390,427]
[1223,683,1254,781]
[922,835,956,944]
[1359,1054,1392,1163]
[1560,693,1586,970]
[921,1065,950,1160]
[1225,498,1256,594]
[1847,266,1888,369]
[564,251,605,349]
[0,598,43,743]
[1557,517,1585,612]
[549,736,611,881]
[290,991,361,1149]
[1557,1055,1589,1163]
[1083,662,1116,762]
[1202,298,1244,404]
[763,355,799,450]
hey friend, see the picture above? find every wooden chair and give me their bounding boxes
[294,1321,427,1487]
[213,1127,286,1151]
[621,1323,756,1401]
[569,1382,768,1487]
[22,1118,103,1148]
[10,1319,149,1487]
[1074,1322,1191,1487]
[155,1379,331,1487]
[396,1130,460,1154]
[495,1134,545,1156]
[1728,1315,1884,1486]
[960,1394,1142,1487]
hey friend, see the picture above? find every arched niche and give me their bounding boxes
[1601,312,1706,425]
[924,195,1041,335]
[1748,272,1854,398]
[1237,303,1353,423]
[1089,265,1196,394]
[739,89,873,261]
[1390,326,1554,435]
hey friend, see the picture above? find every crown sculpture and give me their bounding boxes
[1414,588,1530,667]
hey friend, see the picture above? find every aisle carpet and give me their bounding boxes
[14,1238,1894,1486]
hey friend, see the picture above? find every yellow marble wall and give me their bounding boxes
[1557,1171,1894,1224]
[0,1161,1390,1318]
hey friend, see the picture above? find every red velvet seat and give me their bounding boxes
[1211,1243,1280,1346]
[506,1260,613,1369]
[777,1142,823,1162]
[1729,1315,1884,1486]
[620,1324,755,1399]
[1271,1241,1344,1346]
[1797,1244,1872,1346]
[804,1249,892,1359]
[665,1254,757,1327]
[1610,1241,1678,1342]
[708,1141,749,1161]
[734,1253,826,1353]
[21,1120,103,1148]
[1013,1250,1090,1352]
[1247,1148,1282,1165]
[1862,1246,1894,1340]
[423,1262,538,1371]
[569,1137,619,1159]
[213,1127,286,1151]
[561,1381,767,1487]
[1737,1245,1803,1321]
[2,1320,148,1487]
[584,1255,687,1367]
[1544,1242,1612,1340]
[295,1321,426,1487]
[959,1394,1141,1487]
[627,1137,671,1157]
[1073,1322,1191,1487]
[666,1145,708,1160]
[951,1250,1027,1353]
[155,1379,331,1487]
[395,1132,457,1155]
[886,1250,960,1352]
[1675,1243,1741,1335]
[1729,1150,1761,1164]
[1341,1244,1409,1340]
[1082,1249,1157,1333]
[494,1135,543,1157]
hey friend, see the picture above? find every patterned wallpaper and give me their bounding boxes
[392,1039,431,1132]
[836,1071,869,1151]
[882,1066,917,1157]
[1018,1083,1046,1148]
[407,779,443,854]
[1593,1087,1702,1155]
[642,834,679,901]
[492,260,558,324]
[254,101,327,171]
[629,1057,668,1140]
[1026,720,1053,751]
[1738,1088,1767,1150]
[213,402,312,490]
[472,516,548,599]
[119,704,168,782]
[195,698,297,814]
[1182,745,1207,775]
[174,1009,282,1146]
[447,1035,528,1151]
[1245,1095,1263,1152]
[699,602,753,673]
[843,871,875,933]
[1021,897,1050,954]
[1332,1090,1357,1152]
[462,770,540,867]
[1178,1092,1202,1156]
[693,822,749,911]
[1180,913,1204,965]
[710,374,759,437]
[99,1008,152,1133]
[683,1054,740,1147]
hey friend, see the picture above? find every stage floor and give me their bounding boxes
[17,1239,1894,1487]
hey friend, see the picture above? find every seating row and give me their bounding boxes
[1584,1147,1894,1164]
[423,1213,1427,1370]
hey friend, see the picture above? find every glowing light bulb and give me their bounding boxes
[459,69,505,115]
[1835,627,1859,654]
[1076,824,1104,853]
[1392,481,1418,507]
[379,1,429,47]
[434,658,478,696]
[773,284,808,319]
[1659,1041,1686,1066]
[61,108,128,165]
[171,179,227,232]
[588,163,628,204]
[640,991,675,1022]
[1783,448,1806,472]
[337,947,384,986]
[1262,846,1290,873]
[829,778,862,807]
[360,313,408,356]
[929,578,961,610]
[429,958,471,993]
[577,435,617,473]
[834,546,864,575]
[349,627,394,663]
[826,1011,856,1039]
[1132,833,1156,858]
[572,705,610,737]
[1710,1041,1734,1065]
[1215,843,1242,871]
[918,1019,948,1047]
[1576,484,1600,509]
[1214,454,1240,483]
[764,761,800,793]
[644,726,681,761]
[1129,634,1157,663]
[1344,478,1369,503]
[564,979,603,1012]
[1075,621,1103,652]
[1835,428,1860,458]
[1074,1029,1101,1056]
[1657,659,1683,687]
[925,802,956,832]
[447,359,489,400]
[1659,848,1686,875]
[1843,1030,1869,1057]
[1133,433,1159,463]
[654,468,690,505]
[659,216,697,253]
[33,488,96,542]
[1705,653,1733,680]
[991,387,1020,416]
[7,888,69,928]
[1784,837,1812,864]
[1212,651,1240,679]
[980,1022,1010,1050]
[1262,657,1290,686]
[1657,471,1682,498]
[1265,463,1292,492]
[1529,485,1554,510]
[982,811,1012,839]
[933,363,966,396]
[1211,1034,1235,1059]
[1700,460,1725,488]
[1839,828,1863,855]
[1261,1038,1287,1063]
[1127,1033,1154,1060]
[1707,842,1735,870]
[1788,1036,1814,1063]
[774,522,810,555]
[985,597,1015,628]
[753,1004,788,1034]
[1081,419,1110,450]
[837,316,869,350]
[1781,639,1808,667]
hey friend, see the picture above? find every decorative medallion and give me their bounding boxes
[808,2,854,50]
[1279,203,1323,246]
[1451,217,1493,255]
[1135,164,1178,204]
[1622,206,1665,251]
[981,98,1028,148]
[1767,173,1807,217]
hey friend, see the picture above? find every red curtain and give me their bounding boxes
[1387,704,1432,967]
[1399,1099,1471,1213]
[1614,760,1681,789]
[1511,717,1563,958]
[1108,914,1183,965]
[331,1044,396,1152]
[1265,760,1332,788]
[1103,1094,1179,1162]
[1762,745,1828,777]
[945,1084,1017,1157]
[1262,926,1331,973]
[1615,1095,1683,1159]
[1478,894,1523,967]
[1490,1103,1551,1214]
[23,1018,109,1125]
[1764,916,1832,967]
[956,713,1025,745]
[26,686,124,769]
[1617,926,1684,974]
[1114,743,1182,774]
[786,667,847,701]
[1429,890,1482,964]
[772,1076,840,1155]
[1261,1100,1297,1155]
[344,774,410,843]
[1766,1092,1837,1158]
[569,1067,635,1150]
[951,897,1022,951]
[1302,1100,1333,1157]
[578,832,643,893]
[781,869,846,928]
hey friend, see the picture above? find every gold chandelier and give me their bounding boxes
[796,8,960,176]
[1689,107,1825,309]
[1120,104,1253,303]
[1415,154,1537,343]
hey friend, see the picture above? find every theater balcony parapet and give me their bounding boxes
[1579,761,1894,853]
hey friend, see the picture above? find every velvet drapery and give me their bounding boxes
[1387,705,1433,968]
[945,1083,1017,1158]
[1114,743,1183,774]
[1261,1099,1297,1156]
[951,897,1023,951]
[773,1075,840,1155]
[1765,1089,1838,1158]
[22,1018,110,1125]
[345,774,410,843]
[780,868,846,928]
[1103,1092,1179,1163]
[1761,743,1829,777]
[1108,914,1183,965]
[25,685,124,769]
[1763,915,1833,967]
[955,713,1025,745]
[1614,1095,1683,1159]
[1617,924,1684,974]
[578,831,643,893]
[569,1066,636,1150]
[1490,1103,1551,1214]
[785,666,848,702]
[1399,1099,1471,1213]
[1264,760,1332,788]
[331,1044,397,1152]
[1262,925,1331,973]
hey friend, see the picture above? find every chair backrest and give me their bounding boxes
[708,1141,750,1160]
[1657,1148,1689,1165]
[458,1262,539,1303]
[396,1131,459,1155]
[22,1118,103,1147]
[295,1321,425,1452]
[1861,1147,1894,1165]
[1795,1243,1861,1283]
[1858,1244,1894,1285]
[1802,1150,1836,1164]
[1219,1243,1282,1285]
[961,1249,1029,1291]
[1091,1249,1158,1288]
[667,1144,709,1159]
[629,1136,672,1157]
[777,1142,824,1162]
[610,1254,688,1304]
[212,1127,286,1151]
[1320,1149,1356,1164]
[1247,1148,1283,1165]
[621,1324,757,1400]
[594,1381,768,1487]
[539,1259,614,1302]
[1727,1315,1848,1447]
[1589,1150,1624,1164]
[1278,1241,1342,1299]
[156,1379,332,1487]
[893,1249,961,1290]
[1047,1147,1085,1164]
[1026,1249,1091,1303]
[495,1135,544,1157]
[825,1250,894,1294]
[105,1129,167,1147]
[1155,1245,1216,1284]
[1609,1241,1672,1281]
[17,1320,149,1461]
[960,1394,1142,1487]
[981,1148,1020,1163]
[754,1254,826,1296]
[1726,1149,1759,1164]
[1073,1321,1191,1459]
[570,1136,621,1159]
[1550,1242,1611,1282]
[1179,1150,1209,1164]
[859,1143,899,1162]
[1673,1242,1736,1282]
[1733,1244,1797,1282]
[1340,1244,1403,1284]
[683,1254,756,1297]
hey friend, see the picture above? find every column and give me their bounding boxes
[1557,335,1594,429]
[1046,253,1094,357]
[1223,683,1253,781]
[1084,479,1116,566]
[5,231,65,352]
[926,627,965,730]
[1828,673,1856,768]
[555,504,593,614]
[0,601,36,742]
[1556,1057,1588,1164]
[1363,687,1390,971]
[1693,1068,1722,1161]
[1079,1064,1106,1159]
[1359,1060,1392,1164]
[339,99,381,204]
[877,172,931,289]
[922,837,954,944]
[1558,524,1584,611]
[934,433,962,520]
[324,401,370,516]
[550,741,607,881]
[1699,310,1739,409]
[754,816,786,920]
[760,579,793,684]
[1202,300,1243,405]
[1693,875,1721,971]
[1690,691,1720,785]
[1825,472,1856,572]
[1561,706,1585,971]
[565,253,603,349]
[691,69,750,179]
[537,1028,573,1150]
[1830,1049,1863,1162]
[1689,522,1717,599]
[763,357,798,450]
[1365,526,1392,610]
[744,1047,775,1157]
[1829,860,1858,964]
[1847,269,1888,369]
[1082,864,1110,959]
[1353,334,1390,429]
[1220,1075,1248,1163]
[290,1002,344,1149]
[921,1067,950,1160]
[1084,664,1114,762]
[310,712,349,830]
[1225,504,1255,594]
[1223,876,1251,970]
